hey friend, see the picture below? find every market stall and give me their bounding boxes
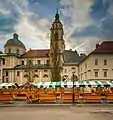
[0,81,113,103]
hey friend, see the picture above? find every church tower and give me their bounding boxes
[50,10,65,82]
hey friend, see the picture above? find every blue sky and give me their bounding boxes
[0,0,113,54]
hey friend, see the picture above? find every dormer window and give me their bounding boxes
[16,49,19,54]
[37,60,40,64]
[46,60,50,65]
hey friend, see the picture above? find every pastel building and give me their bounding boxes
[0,11,113,84]
[0,11,84,84]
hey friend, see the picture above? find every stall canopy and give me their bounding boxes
[32,81,113,88]
[0,81,113,88]
[0,83,15,89]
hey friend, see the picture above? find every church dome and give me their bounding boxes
[4,33,26,50]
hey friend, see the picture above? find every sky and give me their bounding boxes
[0,0,113,54]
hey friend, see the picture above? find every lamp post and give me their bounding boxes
[71,68,75,103]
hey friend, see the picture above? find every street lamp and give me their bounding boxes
[71,67,75,103]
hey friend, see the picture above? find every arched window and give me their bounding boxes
[71,67,75,69]
[22,61,24,65]
[63,75,68,77]
[54,33,58,40]
[24,74,29,78]
[71,67,76,73]
[43,74,48,78]
[33,74,39,78]
[63,75,68,81]
[46,60,50,65]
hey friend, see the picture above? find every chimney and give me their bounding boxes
[96,44,99,48]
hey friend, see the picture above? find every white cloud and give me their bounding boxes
[59,0,106,54]
[0,0,51,50]
[108,0,113,15]
[66,36,104,54]
[60,0,93,27]
[0,33,13,51]
[0,0,109,55]
[11,0,29,14]
[14,14,50,50]
[13,0,51,50]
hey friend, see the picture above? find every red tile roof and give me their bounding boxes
[21,49,50,58]
[79,41,113,64]
[91,41,113,54]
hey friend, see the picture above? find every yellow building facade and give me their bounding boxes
[0,12,113,84]
[0,12,81,84]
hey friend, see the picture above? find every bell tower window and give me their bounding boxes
[8,48,11,53]
[55,33,58,40]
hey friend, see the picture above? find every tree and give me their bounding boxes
[25,58,35,83]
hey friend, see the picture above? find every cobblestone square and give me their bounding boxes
[0,105,113,120]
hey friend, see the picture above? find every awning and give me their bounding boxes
[32,81,113,88]
[0,81,113,88]
[0,83,15,88]
[32,82,66,88]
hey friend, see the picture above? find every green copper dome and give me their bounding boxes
[4,33,26,49]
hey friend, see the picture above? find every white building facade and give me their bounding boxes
[79,42,113,81]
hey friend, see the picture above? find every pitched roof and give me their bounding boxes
[21,49,85,63]
[91,41,113,54]
[79,41,113,65]
[64,50,86,63]
[14,64,49,69]
[21,49,50,58]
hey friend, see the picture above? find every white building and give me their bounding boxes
[79,42,113,81]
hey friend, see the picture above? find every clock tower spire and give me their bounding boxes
[50,9,65,82]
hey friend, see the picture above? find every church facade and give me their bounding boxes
[0,11,113,84]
